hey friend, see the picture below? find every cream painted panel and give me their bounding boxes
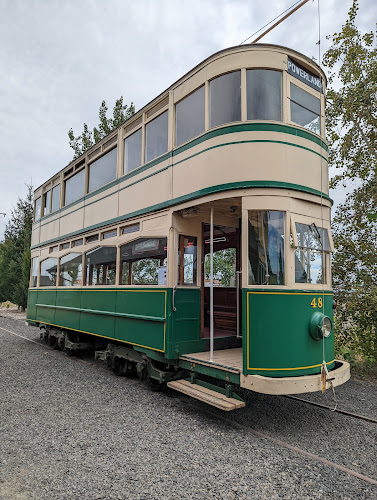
[59,207,85,236]
[173,67,208,103]
[84,192,118,228]
[39,218,60,245]
[31,226,41,247]
[285,146,322,193]
[205,50,286,81]
[142,213,170,231]
[172,142,290,199]
[118,169,171,217]
[40,247,50,259]
[86,181,119,204]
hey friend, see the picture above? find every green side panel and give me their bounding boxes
[35,289,57,325]
[168,288,203,358]
[26,290,38,320]
[243,289,335,377]
[79,290,116,340]
[54,289,81,331]
[114,289,167,352]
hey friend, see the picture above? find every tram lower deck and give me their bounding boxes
[27,190,350,402]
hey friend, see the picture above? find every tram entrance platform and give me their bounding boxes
[168,348,245,411]
[179,348,243,374]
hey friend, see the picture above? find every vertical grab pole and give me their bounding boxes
[210,205,214,362]
[236,271,242,339]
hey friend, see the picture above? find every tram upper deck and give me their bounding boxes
[31,43,328,254]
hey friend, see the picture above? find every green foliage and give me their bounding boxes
[323,0,377,188]
[323,1,377,368]
[68,97,135,159]
[205,248,236,287]
[0,185,33,310]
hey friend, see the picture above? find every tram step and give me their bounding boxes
[167,380,246,411]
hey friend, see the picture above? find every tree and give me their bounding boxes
[0,185,33,310]
[322,0,377,364]
[68,97,135,159]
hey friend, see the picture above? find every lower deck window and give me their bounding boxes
[178,235,197,285]
[294,222,329,284]
[40,258,57,287]
[248,211,285,285]
[31,257,39,287]
[85,246,117,286]
[121,238,167,285]
[59,253,82,286]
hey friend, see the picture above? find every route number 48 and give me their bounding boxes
[311,297,323,308]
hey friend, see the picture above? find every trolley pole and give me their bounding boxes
[210,205,214,362]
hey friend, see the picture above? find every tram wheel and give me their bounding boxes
[146,377,164,392]
[112,357,125,376]
[49,336,58,350]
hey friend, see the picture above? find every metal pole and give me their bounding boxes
[210,205,214,362]
[251,0,309,44]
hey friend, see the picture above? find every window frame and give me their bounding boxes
[209,70,242,129]
[39,256,59,287]
[287,75,324,138]
[290,213,333,287]
[175,85,206,147]
[84,245,118,287]
[87,146,118,194]
[246,68,283,122]
[119,235,168,287]
[124,127,143,175]
[144,109,169,164]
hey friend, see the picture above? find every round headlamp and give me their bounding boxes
[309,312,332,340]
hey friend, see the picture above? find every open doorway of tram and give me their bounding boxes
[175,197,242,349]
[202,221,241,344]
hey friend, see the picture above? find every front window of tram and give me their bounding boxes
[248,211,285,285]
[294,223,330,284]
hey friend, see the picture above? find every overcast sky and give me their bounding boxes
[0,0,375,239]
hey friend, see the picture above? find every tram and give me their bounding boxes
[27,44,350,410]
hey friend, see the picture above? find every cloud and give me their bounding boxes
[0,0,376,241]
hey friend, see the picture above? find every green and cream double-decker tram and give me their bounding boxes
[28,44,350,410]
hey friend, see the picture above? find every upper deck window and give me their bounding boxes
[43,190,51,216]
[145,111,168,163]
[51,185,60,213]
[34,197,41,222]
[290,83,321,135]
[64,169,85,206]
[247,70,282,121]
[88,147,117,193]
[210,71,241,128]
[175,86,205,146]
[124,128,142,174]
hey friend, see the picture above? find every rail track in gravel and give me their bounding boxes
[1,322,377,489]
[283,395,377,424]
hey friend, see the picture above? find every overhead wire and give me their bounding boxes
[240,0,303,45]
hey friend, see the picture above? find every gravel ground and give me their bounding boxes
[0,316,376,500]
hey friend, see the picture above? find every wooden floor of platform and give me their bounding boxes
[180,348,243,373]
